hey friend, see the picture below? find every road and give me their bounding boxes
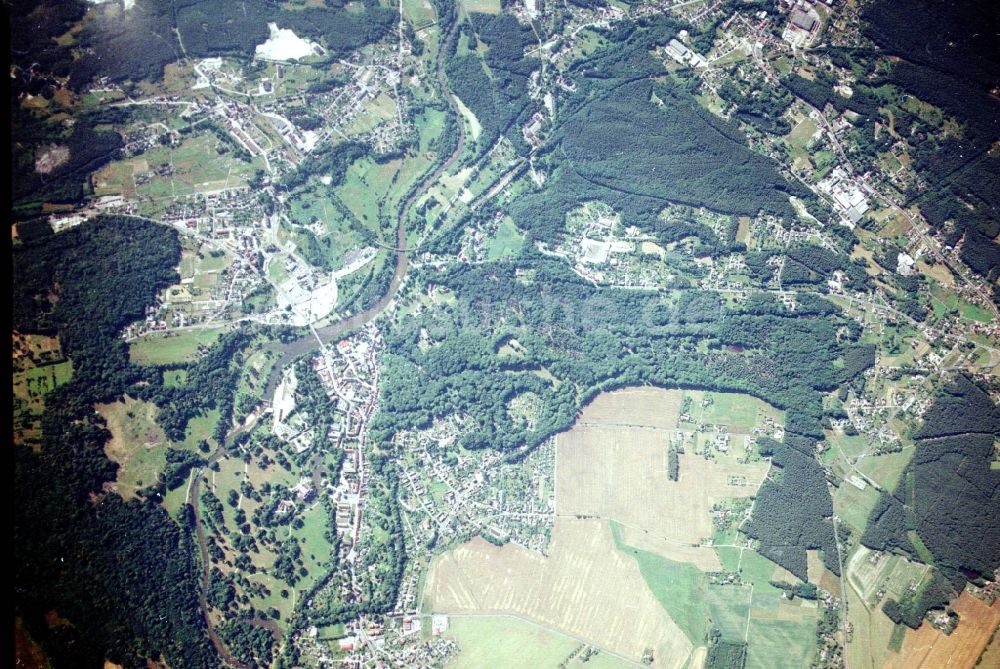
[188,13,468,666]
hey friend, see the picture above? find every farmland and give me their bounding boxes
[428,387,806,668]
[888,592,1000,669]
[426,519,693,668]
[443,615,635,669]
[557,388,771,568]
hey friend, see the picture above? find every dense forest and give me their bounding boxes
[13,217,219,667]
[373,254,863,453]
[510,71,808,242]
[745,436,838,580]
[447,13,538,152]
[863,375,1000,627]
[861,0,1000,286]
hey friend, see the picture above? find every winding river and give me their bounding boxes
[189,15,467,666]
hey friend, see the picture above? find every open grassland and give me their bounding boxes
[486,217,524,260]
[129,327,225,365]
[745,616,816,669]
[834,478,881,534]
[459,0,501,14]
[98,396,218,503]
[402,0,436,26]
[888,593,1000,669]
[681,389,784,434]
[97,396,168,498]
[856,449,914,492]
[443,614,636,669]
[426,519,694,668]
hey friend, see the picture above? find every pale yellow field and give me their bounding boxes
[426,518,693,668]
[575,387,682,428]
[558,388,767,564]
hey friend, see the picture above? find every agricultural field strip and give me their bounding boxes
[443,612,646,668]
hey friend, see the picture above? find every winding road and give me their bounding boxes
[187,13,467,666]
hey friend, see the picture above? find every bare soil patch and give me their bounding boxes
[35,144,70,174]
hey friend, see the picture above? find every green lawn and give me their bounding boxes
[856,449,913,492]
[834,480,880,533]
[129,328,226,365]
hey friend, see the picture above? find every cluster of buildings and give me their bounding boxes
[778,0,830,47]
[310,327,383,552]
[300,614,456,668]
[817,167,872,227]
[663,37,709,70]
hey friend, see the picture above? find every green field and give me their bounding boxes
[402,0,436,26]
[746,616,817,669]
[486,217,524,260]
[13,360,74,411]
[458,0,501,14]
[682,390,783,433]
[129,328,226,365]
[132,133,262,200]
[855,449,913,492]
[834,479,880,533]
[444,615,632,669]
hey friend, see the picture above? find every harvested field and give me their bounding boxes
[616,528,722,571]
[888,592,1000,669]
[558,426,767,549]
[426,518,693,668]
[443,614,634,669]
[575,387,681,428]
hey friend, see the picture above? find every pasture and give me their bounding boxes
[486,217,524,260]
[129,327,225,365]
[97,396,168,498]
[459,0,501,14]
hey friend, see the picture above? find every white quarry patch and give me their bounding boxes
[300,130,320,152]
[272,367,298,431]
[256,23,318,61]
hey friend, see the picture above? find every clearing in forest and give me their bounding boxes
[97,396,168,498]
